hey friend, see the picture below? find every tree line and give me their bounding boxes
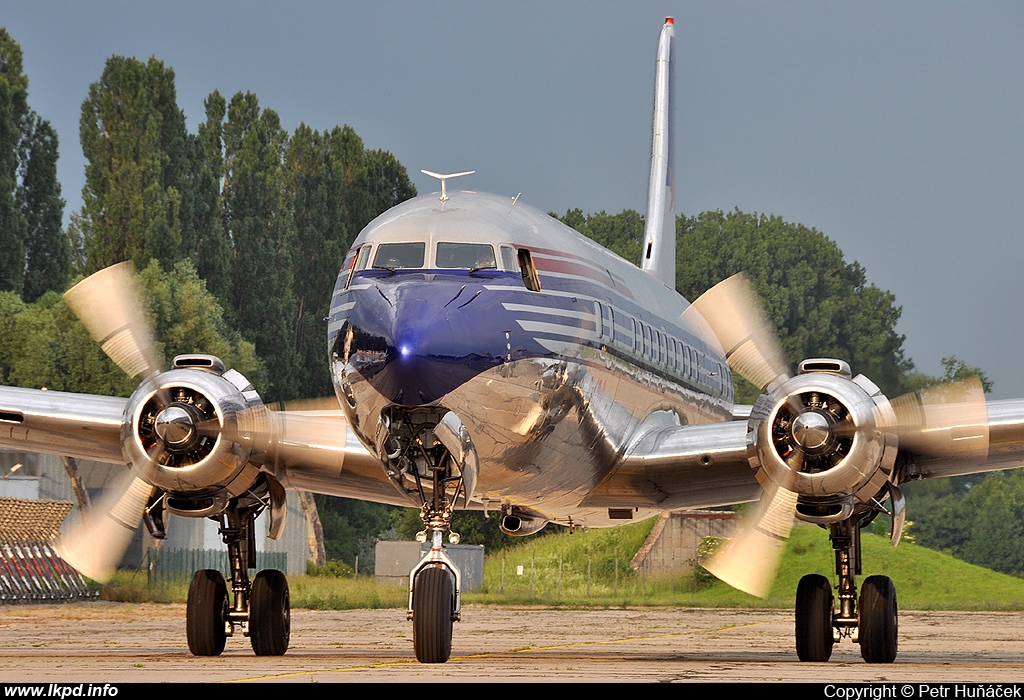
[0,31,416,404]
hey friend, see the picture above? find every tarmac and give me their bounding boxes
[1,602,1023,683]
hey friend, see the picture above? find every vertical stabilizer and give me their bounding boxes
[640,17,676,288]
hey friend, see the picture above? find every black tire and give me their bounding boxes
[186,569,228,656]
[795,574,834,662]
[413,566,454,663]
[859,575,898,663]
[250,569,290,656]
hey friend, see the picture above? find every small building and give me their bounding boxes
[375,541,485,592]
[631,510,738,576]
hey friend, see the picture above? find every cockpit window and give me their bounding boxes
[499,245,517,271]
[436,242,496,270]
[373,242,425,269]
[354,245,372,272]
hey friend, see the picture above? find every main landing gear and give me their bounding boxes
[185,504,290,656]
[794,519,897,663]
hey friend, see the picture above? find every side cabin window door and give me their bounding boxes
[517,249,542,292]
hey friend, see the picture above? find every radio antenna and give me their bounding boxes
[421,169,475,204]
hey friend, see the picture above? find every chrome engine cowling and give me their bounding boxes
[121,355,266,515]
[747,359,898,523]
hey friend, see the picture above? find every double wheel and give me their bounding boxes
[185,568,290,657]
[412,566,455,663]
[794,573,898,663]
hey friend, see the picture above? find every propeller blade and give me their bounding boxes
[703,485,798,598]
[883,377,989,460]
[681,272,789,391]
[64,262,161,381]
[55,471,154,583]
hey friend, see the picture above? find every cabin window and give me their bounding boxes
[373,242,424,269]
[595,302,604,339]
[517,249,542,292]
[500,245,517,271]
[437,242,496,269]
[657,331,665,364]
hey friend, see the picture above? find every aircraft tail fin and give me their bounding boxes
[640,17,676,288]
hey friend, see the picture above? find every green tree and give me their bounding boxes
[78,56,187,273]
[902,355,993,395]
[555,208,644,265]
[0,260,264,396]
[19,116,68,302]
[0,28,29,294]
[675,209,912,400]
[216,91,298,402]
[285,124,351,399]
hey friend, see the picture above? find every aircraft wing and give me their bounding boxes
[0,386,127,463]
[582,420,762,510]
[901,397,1024,481]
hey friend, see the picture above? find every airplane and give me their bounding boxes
[0,16,1020,665]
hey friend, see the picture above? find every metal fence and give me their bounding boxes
[0,541,97,603]
[145,548,287,584]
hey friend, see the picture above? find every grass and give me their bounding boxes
[97,518,1024,611]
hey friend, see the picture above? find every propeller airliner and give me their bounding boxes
[0,17,1019,664]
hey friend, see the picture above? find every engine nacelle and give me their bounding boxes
[121,355,266,516]
[747,359,898,523]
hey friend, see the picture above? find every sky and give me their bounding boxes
[4,1,1023,398]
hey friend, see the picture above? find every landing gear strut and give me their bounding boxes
[406,446,462,663]
[794,519,897,663]
[185,502,290,656]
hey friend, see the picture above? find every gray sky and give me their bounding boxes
[4,1,1023,398]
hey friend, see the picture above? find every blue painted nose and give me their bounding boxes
[344,282,503,406]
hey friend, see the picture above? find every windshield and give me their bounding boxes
[373,242,425,269]
[436,242,496,269]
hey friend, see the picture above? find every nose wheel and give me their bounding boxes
[412,565,455,663]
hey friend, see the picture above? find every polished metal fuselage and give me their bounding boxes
[326,191,740,528]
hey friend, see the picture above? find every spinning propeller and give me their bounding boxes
[56,263,353,583]
[682,273,990,597]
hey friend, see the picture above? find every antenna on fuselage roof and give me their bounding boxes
[421,169,475,204]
